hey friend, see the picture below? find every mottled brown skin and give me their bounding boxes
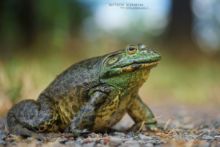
[7,44,161,137]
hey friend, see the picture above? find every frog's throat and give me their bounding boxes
[101,61,159,78]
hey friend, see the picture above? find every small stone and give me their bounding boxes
[109,136,124,146]
[0,130,7,144]
[119,140,140,147]
[138,134,153,140]
[75,137,83,145]
[66,141,81,147]
[58,138,68,144]
[103,136,110,145]
[96,143,110,147]
[89,132,100,138]
[82,142,96,147]
[214,135,220,141]
[201,135,214,140]
[145,143,154,147]
[112,132,126,137]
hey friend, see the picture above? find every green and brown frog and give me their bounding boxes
[7,44,161,137]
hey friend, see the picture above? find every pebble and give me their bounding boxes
[57,137,68,144]
[109,136,124,146]
[138,134,153,140]
[0,130,6,144]
[66,141,81,147]
[214,135,220,141]
[201,135,214,140]
[119,140,140,147]
[96,143,109,147]
[82,142,96,147]
[111,132,126,137]
[145,143,154,147]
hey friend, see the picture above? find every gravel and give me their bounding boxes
[0,106,219,146]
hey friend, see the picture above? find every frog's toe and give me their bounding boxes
[146,124,158,131]
[128,122,158,132]
[127,122,144,132]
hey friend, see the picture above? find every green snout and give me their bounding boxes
[141,49,161,63]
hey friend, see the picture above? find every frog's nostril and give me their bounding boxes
[138,44,146,49]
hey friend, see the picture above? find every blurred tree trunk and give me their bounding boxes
[69,1,90,35]
[0,0,89,59]
[0,0,36,54]
[0,1,3,34]
[0,0,6,54]
[164,0,199,54]
[18,0,36,47]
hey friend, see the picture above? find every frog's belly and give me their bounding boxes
[93,96,126,131]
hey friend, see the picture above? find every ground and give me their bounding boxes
[0,103,219,147]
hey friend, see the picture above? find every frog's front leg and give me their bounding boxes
[7,95,58,137]
[127,95,157,132]
[69,85,118,136]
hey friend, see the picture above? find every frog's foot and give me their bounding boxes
[128,121,158,133]
[146,124,158,131]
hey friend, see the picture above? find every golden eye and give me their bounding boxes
[107,56,119,65]
[127,46,137,55]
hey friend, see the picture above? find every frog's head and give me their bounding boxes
[100,44,161,88]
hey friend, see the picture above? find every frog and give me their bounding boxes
[7,44,161,137]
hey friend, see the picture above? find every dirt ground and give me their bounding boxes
[0,103,219,147]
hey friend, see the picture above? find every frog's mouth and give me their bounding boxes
[101,60,160,78]
[120,61,159,72]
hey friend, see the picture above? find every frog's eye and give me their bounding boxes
[106,56,119,65]
[127,46,137,55]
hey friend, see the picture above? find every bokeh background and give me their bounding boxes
[0,0,220,116]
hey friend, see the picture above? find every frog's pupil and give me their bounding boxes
[129,47,136,51]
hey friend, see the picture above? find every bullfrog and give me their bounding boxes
[7,44,161,137]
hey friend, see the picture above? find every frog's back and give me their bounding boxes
[41,56,102,101]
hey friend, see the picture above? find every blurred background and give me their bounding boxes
[0,0,220,116]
